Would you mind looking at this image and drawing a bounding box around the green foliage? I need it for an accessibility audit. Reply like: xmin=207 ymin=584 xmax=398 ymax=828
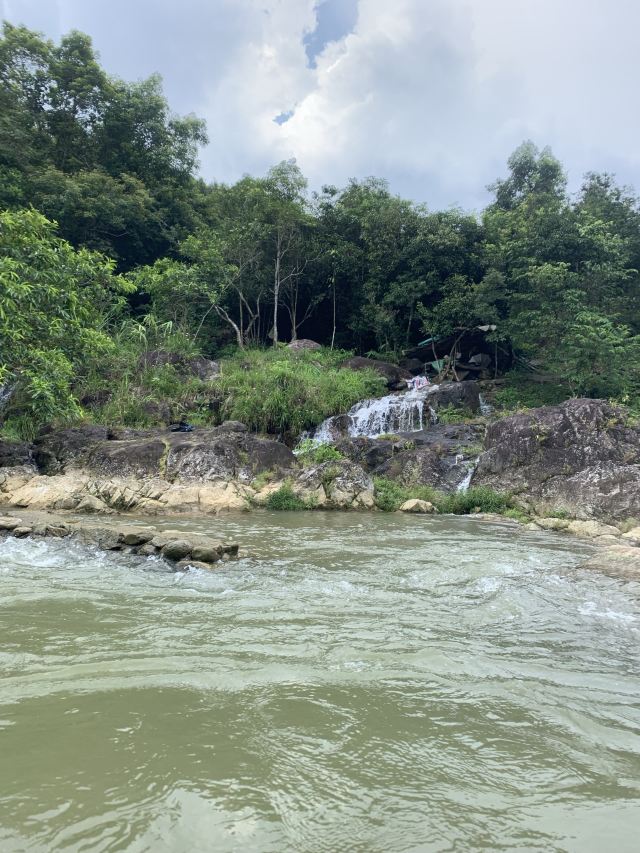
xmin=494 ymin=373 xmax=572 ymax=412
xmin=435 ymin=405 xmax=475 ymax=424
xmin=0 ymin=208 xmax=129 ymax=436
xmin=373 ymin=477 xmax=437 ymax=512
xmin=373 ymin=476 xmax=510 ymax=515
xmin=264 ymin=483 xmax=310 ymax=511
xmin=436 ymin=487 xmax=511 ymax=515
xmin=295 ymin=438 xmax=345 ymax=464
xmin=217 ymin=348 xmax=384 ymax=436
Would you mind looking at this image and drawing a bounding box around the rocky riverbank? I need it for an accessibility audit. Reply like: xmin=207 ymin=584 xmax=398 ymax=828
xmin=1 ymin=389 xmax=639 ymax=574
xmin=0 ymin=510 xmax=239 ymax=571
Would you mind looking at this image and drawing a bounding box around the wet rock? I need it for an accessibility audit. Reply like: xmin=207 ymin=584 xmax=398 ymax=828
xmin=120 ymin=528 xmax=155 ymax=546
xmin=12 ymin=526 xmax=32 ymax=537
xmin=399 ymin=499 xmax=435 ymax=513
xmin=341 ymin=356 xmax=412 ymax=391
xmin=579 ymin=545 xmax=640 ymax=578
xmin=161 ymin=539 xmax=193 ymax=561
xmin=622 ymin=526 xmax=640 ymax=544
xmin=474 ymin=398 xmax=640 ymax=521
xmin=0 ymin=515 xmax=21 ymax=530
xmin=175 ymin=558 xmax=217 ymax=571
xmin=191 ymin=544 xmax=222 ymax=563
xmin=46 ymin=524 xmax=70 ymax=538
xmin=137 ymin=542 xmax=159 ymax=557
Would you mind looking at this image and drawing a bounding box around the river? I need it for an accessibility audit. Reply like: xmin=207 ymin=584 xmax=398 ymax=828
xmin=1 ymin=512 xmax=639 ymax=852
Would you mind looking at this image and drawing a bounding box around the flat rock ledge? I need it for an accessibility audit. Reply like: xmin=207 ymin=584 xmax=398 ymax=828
xmin=0 ymin=511 xmax=239 ymax=571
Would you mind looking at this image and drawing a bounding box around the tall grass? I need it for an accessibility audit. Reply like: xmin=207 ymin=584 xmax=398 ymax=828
xmin=217 ymin=347 xmax=384 ymax=436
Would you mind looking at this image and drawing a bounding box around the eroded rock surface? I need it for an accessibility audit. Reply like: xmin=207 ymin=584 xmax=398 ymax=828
xmin=473 ymin=398 xmax=640 ymax=521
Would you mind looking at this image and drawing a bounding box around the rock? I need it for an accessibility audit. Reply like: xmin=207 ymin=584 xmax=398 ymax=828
xmin=12 ymin=526 xmax=32 ymax=537
xmin=175 ymin=559 xmax=217 ymax=571
xmin=0 ymin=440 xmax=33 ymax=468
xmin=400 ymin=358 xmax=425 ymax=375
xmin=80 ymin=526 xmax=122 ymax=550
xmin=579 ymin=545 xmax=640 ymax=578
xmin=161 ymin=539 xmax=193 ymax=561
xmin=76 ymin=495 xmax=111 ymax=514
xmin=138 ymin=350 xmax=220 ymax=382
xmin=566 ymin=520 xmax=620 ymax=539
xmin=287 ymin=339 xmax=322 ymax=351
xmin=86 ymin=438 xmax=168 ymax=479
xmin=428 ymin=381 xmax=481 ymax=415
xmin=213 ymin=421 xmax=248 ymax=434
xmin=120 ymin=528 xmax=155 ymax=546
xmin=474 ymin=399 xmax=640 ymax=522
xmin=46 ymin=524 xmax=69 ymax=538
xmin=34 ymin=425 xmax=109 ymax=473
xmin=295 ymin=459 xmax=375 ymax=509
xmin=0 ymin=516 xmax=21 ymax=530
xmin=341 ymin=356 xmax=412 ymax=391
xmin=535 ymin=517 xmax=570 ymax=531
xmin=191 ymin=544 xmax=222 ymax=563
xmin=188 ymin=357 xmax=220 ymax=381
xmin=399 ymin=499 xmax=435 ymax=513
xmin=622 ymin=526 xmax=640 ymax=543
xmin=137 ymin=542 xmax=159 ymax=557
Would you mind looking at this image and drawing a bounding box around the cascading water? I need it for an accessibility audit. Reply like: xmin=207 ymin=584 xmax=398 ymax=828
xmin=313 ymin=384 xmax=440 ymax=441
xmin=479 ymin=393 xmax=494 ymax=416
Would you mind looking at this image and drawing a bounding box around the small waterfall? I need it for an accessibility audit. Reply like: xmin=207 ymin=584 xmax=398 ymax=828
xmin=456 ymin=457 xmax=479 ymax=492
xmin=479 ymin=394 xmax=494 ymax=416
xmin=314 ymin=384 xmax=440 ymax=441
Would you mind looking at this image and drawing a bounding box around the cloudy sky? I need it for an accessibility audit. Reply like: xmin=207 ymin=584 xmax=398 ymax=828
xmin=2 ymin=0 xmax=639 ymax=210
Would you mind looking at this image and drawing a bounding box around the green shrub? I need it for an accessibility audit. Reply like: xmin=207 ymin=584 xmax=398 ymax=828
xmin=265 ymin=483 xmax=310 ymax=511
xmin=494 ymin=372 xmax=571 ymax=412
xmin=436 ymin=405 xmax=475 ymax=424
xmin=295 ymin=438 xmax=345 ymax=464
xmin=373 ymin=477 xmax=511 ymax=515
xmin=217 ymin=347 xmax=384 ymax=436
xmin=436 ymin=487 xmax=510 ymax=515
xmin=373 ymin=477 xmax=437 ymax=512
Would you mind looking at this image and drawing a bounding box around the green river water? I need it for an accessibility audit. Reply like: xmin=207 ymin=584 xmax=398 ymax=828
xmin=0 ymin=512 xmax=639 ymax=852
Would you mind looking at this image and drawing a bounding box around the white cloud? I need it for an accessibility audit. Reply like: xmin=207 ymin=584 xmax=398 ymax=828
xmin=3 ymin=0 xmax=640 ymax=207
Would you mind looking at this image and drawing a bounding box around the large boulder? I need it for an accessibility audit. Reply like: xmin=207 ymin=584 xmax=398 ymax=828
xmin=341 ymin=356 xmax=412 ymax=390
xmin=473 ymin=398 xmax=640 ymax=521
xmin=34 ymin=425 xmax=109 ymax=473
xmin=428 ymin=381 xmax=481 ymax=414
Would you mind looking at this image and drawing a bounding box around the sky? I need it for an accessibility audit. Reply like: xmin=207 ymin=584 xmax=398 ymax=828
xmin=2 ymin=0 xmax=640 ymax=211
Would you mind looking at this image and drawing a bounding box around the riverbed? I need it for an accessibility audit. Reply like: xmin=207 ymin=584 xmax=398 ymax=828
xmin=1 ymin=512 xmax=639 ymax=851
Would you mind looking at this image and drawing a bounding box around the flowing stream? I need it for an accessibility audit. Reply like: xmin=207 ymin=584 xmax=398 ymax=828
xmin=1 ymin=513 xmax=640 ymax=852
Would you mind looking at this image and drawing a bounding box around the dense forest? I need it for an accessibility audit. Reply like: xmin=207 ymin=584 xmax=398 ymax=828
xmin=2 ymin=23 xmax=640 ymax=440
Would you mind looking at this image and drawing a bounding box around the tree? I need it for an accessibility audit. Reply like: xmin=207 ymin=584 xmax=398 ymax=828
xmin=0 ymin=209 xmax=131 ymax=436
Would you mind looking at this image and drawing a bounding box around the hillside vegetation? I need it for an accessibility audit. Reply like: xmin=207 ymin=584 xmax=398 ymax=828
xmin=2 ymin=22 xmax=640 ymax=440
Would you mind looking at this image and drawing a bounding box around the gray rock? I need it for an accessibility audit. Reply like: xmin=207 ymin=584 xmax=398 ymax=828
xmin=341 ymin=356 xmax=412 ymax=391
xmin=191 ymin=544 xmax=221 ymax=563
xmin=120 ymin=528 xmax=155 ymax=546
xmin=0 ymin=516 xmax=21 ymax=530
xmin=12 ymin=526 xmax=32 ymax=537
xmin=474 ymin=398 xmax=640 ymax=521
xmin=161 ymin=539 xmax=193 ymax=561
xmin=287 ymin=339 xmax=322 ymax=351
xmin=175 ymin=559 xmax=217 ymax=571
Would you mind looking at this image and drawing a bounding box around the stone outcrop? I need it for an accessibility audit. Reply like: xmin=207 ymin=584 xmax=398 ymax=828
xmin=0 ymin=511 xmax=238 ymax=570
xmin=341 ymin=356 xmax=412 ymax=390
xmin=473 ymin=398 xmax=640 ymax=522
xmin=0 ymin=423 xmax=297 ymax=516
xmin=334 ymin=422 xmax=483 ymax=491
xmin=291 ymin=459 xmax=375 ymax=509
